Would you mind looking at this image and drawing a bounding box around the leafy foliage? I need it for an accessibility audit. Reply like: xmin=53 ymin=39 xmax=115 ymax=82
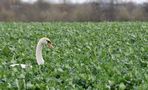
xmin=0 ymin=22 xmax=148 ymax=89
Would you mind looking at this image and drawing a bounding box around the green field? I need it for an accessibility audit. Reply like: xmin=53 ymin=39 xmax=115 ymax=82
xmin=0 ymin=22 xmax=148 ymax=89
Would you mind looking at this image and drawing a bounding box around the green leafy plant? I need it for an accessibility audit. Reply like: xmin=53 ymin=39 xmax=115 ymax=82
xmin=0 ymin=22 xmax=148 ymax=89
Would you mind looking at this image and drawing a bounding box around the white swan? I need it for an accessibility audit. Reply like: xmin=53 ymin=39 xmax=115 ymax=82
xmin=10 ymin=37 xmax=53 ymax=68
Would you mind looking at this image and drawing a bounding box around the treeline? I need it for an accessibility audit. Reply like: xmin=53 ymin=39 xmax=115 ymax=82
xmin=0 ymin=0 xmax=148 ymax=21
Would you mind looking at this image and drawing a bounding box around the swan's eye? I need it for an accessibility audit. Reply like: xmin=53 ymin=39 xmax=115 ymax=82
xmin=47 ymin=40 xmax=51 ymax=44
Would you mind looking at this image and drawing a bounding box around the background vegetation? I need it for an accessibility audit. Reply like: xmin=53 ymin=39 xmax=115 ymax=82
xmin=0 ymin=0 xmax=148 ymax=21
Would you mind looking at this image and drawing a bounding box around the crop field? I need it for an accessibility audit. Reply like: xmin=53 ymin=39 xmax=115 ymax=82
xmin=0 ymin=22 xmax=148 ymax=89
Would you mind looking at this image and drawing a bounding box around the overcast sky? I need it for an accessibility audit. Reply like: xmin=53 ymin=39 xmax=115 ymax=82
xmin=21 ymin=0 xmax=148 ymax=4
xmin=126 ymin=0 xmax=148 ymax=3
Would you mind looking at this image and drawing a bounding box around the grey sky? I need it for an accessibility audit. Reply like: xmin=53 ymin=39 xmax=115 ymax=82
xmin=21 ymin=0 xmax=148 ymax=4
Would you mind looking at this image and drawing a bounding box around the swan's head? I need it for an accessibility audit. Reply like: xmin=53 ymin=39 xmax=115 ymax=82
xmin=39 ymin=37 xmax=53 ymax=48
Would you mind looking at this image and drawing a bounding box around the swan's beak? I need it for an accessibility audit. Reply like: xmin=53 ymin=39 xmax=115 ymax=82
xmin=48 ymin=43 xmax=53 ymax=48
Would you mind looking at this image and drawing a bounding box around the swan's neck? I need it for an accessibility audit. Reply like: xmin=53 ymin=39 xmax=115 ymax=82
xmin=36 ymin=42 xmax=44 ymax=65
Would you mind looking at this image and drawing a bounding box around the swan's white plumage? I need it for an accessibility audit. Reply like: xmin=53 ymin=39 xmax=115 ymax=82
xmin=36 ymin=38 xmax=47 ymax=65
xmin=10 ymin=37 xmax=53 ymax=68
xmin=10 ymin=64 xmax=32 ymax=68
